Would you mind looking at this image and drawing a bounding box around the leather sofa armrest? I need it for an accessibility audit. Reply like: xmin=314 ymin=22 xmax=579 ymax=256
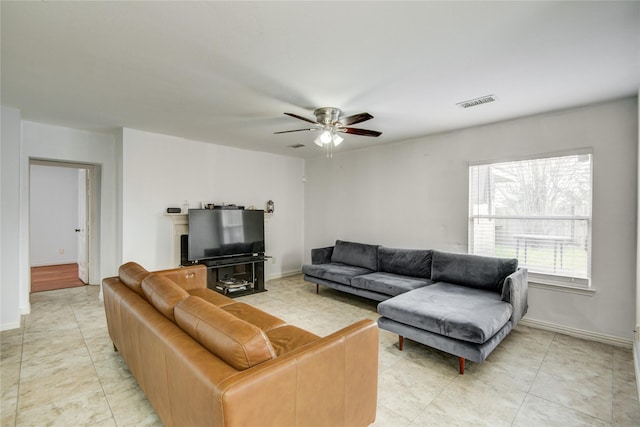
xmin=501 ymin=268 xmax=528 ymax=326
xmin=215 ymin=319 xmax=378 ymax=427
xmin=154 ymin=264 xmax=208 ymax=291
xmin=311 ymin=246 xmax=334 ymax=264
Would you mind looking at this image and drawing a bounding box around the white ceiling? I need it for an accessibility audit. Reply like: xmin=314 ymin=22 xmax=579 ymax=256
xmin=2 ymin=1 xmax=639 ymax=159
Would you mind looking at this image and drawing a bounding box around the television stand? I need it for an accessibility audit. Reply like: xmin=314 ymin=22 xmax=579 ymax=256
xmin=191 ymin=256 xmax=266 ymax=297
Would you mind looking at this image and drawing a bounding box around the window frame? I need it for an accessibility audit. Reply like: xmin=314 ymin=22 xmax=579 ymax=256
xmin=468 ymin=149 xmax=593 ymax=289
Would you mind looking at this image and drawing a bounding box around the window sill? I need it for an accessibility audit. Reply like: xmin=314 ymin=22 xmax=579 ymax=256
xmin=528 ymin=280 xmax=596 ymax=296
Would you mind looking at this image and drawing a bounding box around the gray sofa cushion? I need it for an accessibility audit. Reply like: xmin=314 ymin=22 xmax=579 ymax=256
xmin=431 ymin=251 xmax=518 ymax=293
xmin=331 ymin=240 xmax=379 ymax=271
xmin=379 ymin=247 xmax=432 ymax=279
xmin=351 ymin=272 xmax=433 ymax=297
xmin=377 ymin=283 xmax=513 ymax=344
xmin=301 ymin=263 xmax=373 ymax=286
xmin=311 ymin=246 xmax=334 ymax=264
xmin=378 ymin=316 xmax=513 ymax=364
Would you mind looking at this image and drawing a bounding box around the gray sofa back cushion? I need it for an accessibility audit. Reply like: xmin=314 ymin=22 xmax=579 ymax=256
xmin=379 ymin=247 xmax=432 ymax=279
xmin=431 ymin=251 xmax=518 ymax=293
xmin=331 ymin=240 xmax=379 ymax=271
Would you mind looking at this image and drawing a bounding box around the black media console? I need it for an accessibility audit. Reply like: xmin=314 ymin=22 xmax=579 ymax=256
xmin=180 ymin=235 xmax=265 ymax=297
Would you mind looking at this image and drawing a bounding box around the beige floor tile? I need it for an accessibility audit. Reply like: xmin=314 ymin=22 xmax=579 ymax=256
xmin=6 ymin=274 xmax=640 ymax=426
xmin=102 ymin=379 xmax=161 ymax=426
xmin=20 ymin=339 xmax=91 ymax=375
xmin=377 ymin=354 xmax=456 ymax=421
xmin=529 ymin=368 xmax=613 ymax=422
xmin=613 ymin=367 xmax=640 ymax=426
xmin=17 ymin=363 xmax=102 ymax=411
xmin=371 ymin=404 xmax=413 ymax=427
xmin=15 ymin=388 xmax=114 ymax=427
xmin=411 ymin=374 xmax=526 ymax=427
xmin=513 ymin=394 xmax=610 ymax=426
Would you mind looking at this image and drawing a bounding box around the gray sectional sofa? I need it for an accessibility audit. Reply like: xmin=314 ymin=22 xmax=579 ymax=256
xmin=302 ymin=240 xmax=528 ymax=373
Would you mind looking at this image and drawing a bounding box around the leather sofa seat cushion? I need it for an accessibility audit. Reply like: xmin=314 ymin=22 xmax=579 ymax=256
xmin=175 ymin=296 xmax=276 ymax=371
xmin=141 ymin=274 xmax=189 ymax=322
xmin=379 ymin=247 xmax=432 ymax=279
xmin=119 ymin=262 xmax=151 ymax=297
xmin=187 ymin=288 xmax=235 ymax=307
xmin=266 ymin=325 xmax=320 ymax=356
xmin=221 ymin=302 xmax=287 ymax=333
xmin=302 ymin=263 xmax=372 ymax=286
xmin=431 ymin=250 xmax=518 ymax=292
xmin=331 ymin=240 xmax=380 ymax=271
xmin=351 ymin=272 xmax=433 ymax=297
xmin=377 ymin=283 xmax=513 ymax=344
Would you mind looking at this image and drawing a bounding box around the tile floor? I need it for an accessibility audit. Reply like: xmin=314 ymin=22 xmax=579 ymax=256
xmin=1 ymin=274 xmax=639 ymax=426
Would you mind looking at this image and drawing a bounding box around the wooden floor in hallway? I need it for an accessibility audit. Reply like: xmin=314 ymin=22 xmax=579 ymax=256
xmin=30 ymin=263 xmax=85 ymax=293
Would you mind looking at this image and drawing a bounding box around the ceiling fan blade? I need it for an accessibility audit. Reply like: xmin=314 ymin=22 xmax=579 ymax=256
xmin=338 ymin=112 xmax=373 ymax=126
xmin=273 ymin=128 xmax=316 ymax=134
xmin=339 ymin=127 xmax=382 ymax=137
xmin=284 ymin=112 xmax=318 ymax=124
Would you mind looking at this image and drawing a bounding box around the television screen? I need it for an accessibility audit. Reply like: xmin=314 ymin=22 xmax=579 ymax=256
xmin=187 ymin=209 xmax=265 ymax=261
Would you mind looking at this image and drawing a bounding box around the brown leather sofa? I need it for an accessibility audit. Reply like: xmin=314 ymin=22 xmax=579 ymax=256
xmin=102 ymin=262 xmax=379 ymax=427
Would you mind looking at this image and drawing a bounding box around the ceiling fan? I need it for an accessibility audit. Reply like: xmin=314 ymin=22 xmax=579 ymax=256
xmin=274 ymin=107 xmax=382 ymax=147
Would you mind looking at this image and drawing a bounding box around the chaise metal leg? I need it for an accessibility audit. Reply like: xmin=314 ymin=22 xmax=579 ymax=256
xmin=316 ymin=284 xmax=319 ymax=294
xmin=398 ymin=335 xmax=404 ymax=351
xmin=459 ymin=357 xmax=465 ymax=375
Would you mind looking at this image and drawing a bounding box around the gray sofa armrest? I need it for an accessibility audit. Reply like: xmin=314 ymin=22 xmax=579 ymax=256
xmin=501 ymin=268 xmax=528 ymax=326
xmin=311 ymin=246 xmax=334 ymax=264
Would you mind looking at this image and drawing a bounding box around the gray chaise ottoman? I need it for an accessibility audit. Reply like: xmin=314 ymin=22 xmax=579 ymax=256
xmin=377 ymin=250 xmax=528 ymax=374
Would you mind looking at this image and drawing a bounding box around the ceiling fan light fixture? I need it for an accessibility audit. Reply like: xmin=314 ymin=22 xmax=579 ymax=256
xmin=276 ymin=107 xmax=381 ymax=152
xmin=319 ymin=129 xmax=332 ymax=144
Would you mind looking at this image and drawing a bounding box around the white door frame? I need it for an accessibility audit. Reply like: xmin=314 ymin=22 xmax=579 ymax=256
xmin=29 ymin=159 xmax=99 ymax=285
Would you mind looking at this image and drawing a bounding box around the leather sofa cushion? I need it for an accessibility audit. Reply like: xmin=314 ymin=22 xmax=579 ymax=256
xmin=187 ymin=288 xmax=235 ymax=307
xmin=351 ymin=272 xmax=433 ymax=297
xmin=379 ymin=247 xmax=432 ymax=279
xmin=431 ymin=250 xmax=518 ymax=292
xmin=221 ymin=302 xmax=287 ymax=333
xmin=265 ymin=325 xmax=320 ymax=356
xmin=377 ymin=283 xmax=513 ymax=344
xmin=175 ymin=296 xmax=276 ymax=371
xmin=141 ymin=274 xmax=189 ymax=322
xmin=119 ymin=262 xmax=151 ymax=297
xmin=331 ymin=240 xmax=379 ymax=271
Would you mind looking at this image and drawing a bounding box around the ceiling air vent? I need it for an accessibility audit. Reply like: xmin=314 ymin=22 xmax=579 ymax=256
xmin=456 ymin=94 xmax=497 ymax=109
xmin=288 ymin=144 xmax=305 ymax=149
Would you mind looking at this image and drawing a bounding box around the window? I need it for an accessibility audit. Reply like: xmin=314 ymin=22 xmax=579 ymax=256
xmin=469 ymin=151 xmax=592 ymax=287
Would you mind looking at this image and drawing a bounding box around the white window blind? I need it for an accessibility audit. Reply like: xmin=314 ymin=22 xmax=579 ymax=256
xmin=469 ymin=152 xmax=592 ymax=285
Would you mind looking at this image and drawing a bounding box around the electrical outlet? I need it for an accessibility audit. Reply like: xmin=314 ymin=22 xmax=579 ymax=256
xmin=59 ymin=249 xmax=64 ymax=255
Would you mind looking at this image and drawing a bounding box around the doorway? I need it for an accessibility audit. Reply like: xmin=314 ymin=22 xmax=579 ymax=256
xmin=29 ymin=160 xmax=93 ymax=292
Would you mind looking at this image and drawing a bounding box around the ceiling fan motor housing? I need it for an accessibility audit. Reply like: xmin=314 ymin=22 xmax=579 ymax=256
xmin=314 ymin=107 xmax=341 ymax=125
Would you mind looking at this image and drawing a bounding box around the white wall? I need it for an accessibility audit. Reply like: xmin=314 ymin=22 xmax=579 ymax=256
xmin=305 ymin=97 xmax=638 ymax=341
xmin=21 ymin=122 xmax=119 ymax=290
xmin=121 ymin=128 xmax=304 ymax=278
xmin=635 ymin=91 xmax=640 ymax=385
xmin=1 ymin=106 xmax=23 ymax=330
xmin=29 ymin=165 xmax=79 ymax=266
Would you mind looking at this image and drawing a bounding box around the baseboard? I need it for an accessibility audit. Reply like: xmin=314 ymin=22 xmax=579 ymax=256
xmin=519 ymin=317 xmax=632 ymax=348
xmin=634 ymin=327 xmax=640 ymax=401
xmin=0 ymin=319 xmax=21 ymax=331
xmin=20 ymin=303 xmax=30 ymax=315
xmin=266 ymin=269 xmax=302 ymax=281
xmin=30 ymin=261 xmax=78 ymax=267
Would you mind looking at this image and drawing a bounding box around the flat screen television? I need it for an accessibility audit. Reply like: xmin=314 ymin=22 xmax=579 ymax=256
xmin=187 ymin=209 xmax=265 ymax=262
